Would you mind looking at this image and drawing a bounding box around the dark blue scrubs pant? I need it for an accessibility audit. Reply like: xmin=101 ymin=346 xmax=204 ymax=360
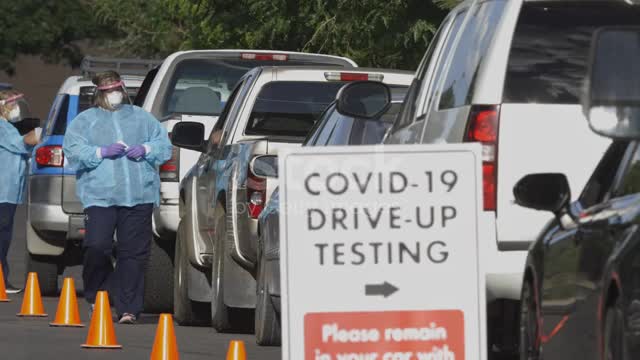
xmin=83 ymin=204 xmax=153 ymax=317
xmin=0 ymin=203 xmax=17 ymax=283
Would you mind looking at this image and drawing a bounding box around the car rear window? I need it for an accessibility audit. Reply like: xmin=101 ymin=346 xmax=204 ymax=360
xmin=158 ymin=59 xmax=313 ymax=119
xmin=245 ymin=81 xmax=345 ymax=138
xmin=504 ymin=3 xmax=640 ymax=104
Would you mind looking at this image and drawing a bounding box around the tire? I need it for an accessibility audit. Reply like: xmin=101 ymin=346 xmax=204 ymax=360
xmin=210 ymin=206 xmax=254 ymax=333
xmin=174 ymin=221 xmax=211 ymax=326
xmin=519 ymin=280 xmax=540 ymax=360
xmin=25 ymin=252 xmax=59 ymax=296
xmin=604 ymin=298 xmax=628 ymax=360
xmin=143 ymin=235 xmax=175 ymax=313
xmin=211 ymin=206 xmax=232 ymax=331
xmin=255 ymin=246 xmax=281 ymax=346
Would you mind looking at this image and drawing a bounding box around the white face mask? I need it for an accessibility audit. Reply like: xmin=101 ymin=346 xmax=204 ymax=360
xmin=8 ymin=106 xmax=21 ymax=123
xmin=106 ymin=92 xmax=124 ymax=108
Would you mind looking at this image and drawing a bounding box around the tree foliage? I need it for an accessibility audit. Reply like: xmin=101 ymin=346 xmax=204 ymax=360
xmin=91 ymin=0 xmax=452 ymax=70
xmin=0 ymin=0 xmax=104 ymax=74
xmin=0 ymin=0 xmax=459 ymax=73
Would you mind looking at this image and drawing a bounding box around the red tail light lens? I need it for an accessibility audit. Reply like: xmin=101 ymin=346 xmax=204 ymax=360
xmin=465 ymin=106 xmax=500 ymax=211
xmin=36 ymin=146 xmax=64 ymax=167
xmin=160 ymin=133 xmax=179 ymax=182
xmin=241 ymin=53 xmax=288 ymax=61
xmin=247 ymin=166 xmax=267 ymax=219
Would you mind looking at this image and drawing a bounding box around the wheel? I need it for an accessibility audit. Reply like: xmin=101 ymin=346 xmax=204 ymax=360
xmin=211 ymin=206 xmax=232 ymax=331
xmin=519 ymin=280 xmax=540 ymax=360
xmin=255 ymin=245 xmax=281 ymax=346
xmin=211 ymin=205 xmax=255 ymax=333
xmin=604 ymin=298 xmax=628 ymax=360
xmin=173 ymin=221 xmax=210 ymax=326
xmin=25 ymin=252 xmax=59 ymax=296
xmin=143 ymin=235 xmax=175 ymax=313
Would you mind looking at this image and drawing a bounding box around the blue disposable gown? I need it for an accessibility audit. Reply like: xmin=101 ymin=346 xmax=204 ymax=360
xmin=0 ymin=119 xmax=31 ymax=204
xmin=63 ymin=105 xmax=172 ymax=208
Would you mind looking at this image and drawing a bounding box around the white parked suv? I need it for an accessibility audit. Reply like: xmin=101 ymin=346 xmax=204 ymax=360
xmin=136 ymin=50 xmax=357 ymax=312
xmin=344 ymin=0 xmax=637 ymax=357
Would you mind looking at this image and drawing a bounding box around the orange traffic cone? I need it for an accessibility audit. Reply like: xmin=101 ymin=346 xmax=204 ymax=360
xmin=226 ymin=340 xmax=247 ymax=360
xmin=50 ymin=277 xmax=84 ymax=327
xmin=0 ymin=263 xmax=10 ymax=302
xmin=17 ymin=272 xmax=47 ymax=317
xmin=150 ymin=314 xmax=180 ymax=360
xmin=82 ymin=291 xmax=122 ymax=349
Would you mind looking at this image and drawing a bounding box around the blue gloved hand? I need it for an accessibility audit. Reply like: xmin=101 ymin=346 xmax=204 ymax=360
xmin=100 ymin=143 xmax=127 ymax=159
xmin=126 ymin=145 xmax=147 ymax=160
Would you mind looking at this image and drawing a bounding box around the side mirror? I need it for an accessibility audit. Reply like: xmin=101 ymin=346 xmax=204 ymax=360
xmin=250 ymin=155 xmax=278 ymax=178
xmin=513 ymin=173 xmax=571 ymax=214
xmin=584 ymin=27 xmax=640 ymax=140
xmin=171 ymin=121 xmax=206 ymax=152
xmin=336 ymin=81 xmax=391 ymax=119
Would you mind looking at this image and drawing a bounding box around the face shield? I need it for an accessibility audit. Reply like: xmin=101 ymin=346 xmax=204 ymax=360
xmin=96 ymin=80 xmax=130 ymax=109
xmin=0 ymin=94 xmax=32 ymax=123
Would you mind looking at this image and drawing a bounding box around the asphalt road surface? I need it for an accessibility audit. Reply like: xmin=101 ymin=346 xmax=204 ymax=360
xmin=2 ymin=206 xmax=282 ymax=360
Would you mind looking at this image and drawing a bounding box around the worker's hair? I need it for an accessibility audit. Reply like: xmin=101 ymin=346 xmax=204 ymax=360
xmin=92 ymin=71 xmax=129 ymax=111
xmin=0 ymin=89 xmax=24 ymax=121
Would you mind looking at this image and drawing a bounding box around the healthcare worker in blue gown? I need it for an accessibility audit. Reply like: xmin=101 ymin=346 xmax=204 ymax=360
xmin=0 ymin=90 xmax=39 ymax=294
xmin=63 ymin=71 xmax=172 ymax=324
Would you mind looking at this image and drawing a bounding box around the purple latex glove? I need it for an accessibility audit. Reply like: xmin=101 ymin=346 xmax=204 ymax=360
xmin=100 ymin=143 xmax=126 ymax=159
xmin=125 ymin=145 xmax=147 ymax=159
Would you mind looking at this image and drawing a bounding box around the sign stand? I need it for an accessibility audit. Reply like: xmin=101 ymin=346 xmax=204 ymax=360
xmin=280 ymin=144 xmax=486 ymax=360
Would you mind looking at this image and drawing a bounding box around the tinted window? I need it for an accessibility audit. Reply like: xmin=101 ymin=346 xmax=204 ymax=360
xmin=245 ymin=81 xmax=345 ymax=138
xmin=134 ymin=67 xmax=159 ymax=106
xmin=159 ymin=59 xmax=311 ymax=118
xmin=423 ymin=11 xmax=466 ymax=113
xmin=51 ymin=95 xmax=70 ymax=135
xmin=44 ymin=95 xmax=63 ymax=136
xmin=580 ymin=141 xmax=629 ymax=208
xmin=616 ymin=144 xmax=640 ymax=197
xmin=504 ymin=3 xmax=640 ymax=104
xmin=392 ymin=15 xmax=452 ymax=131
xmin=438 ymin=2 xmax=505 ymax=109
xmin=206 ymin=80 xmax=244 ymax=152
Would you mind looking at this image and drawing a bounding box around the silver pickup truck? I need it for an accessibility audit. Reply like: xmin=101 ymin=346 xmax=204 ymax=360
xmin=170 ymin=67 xmax=398 ymax=330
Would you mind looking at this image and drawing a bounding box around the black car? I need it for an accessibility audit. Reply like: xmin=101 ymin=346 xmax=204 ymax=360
xmin=252 ymin=85 xmax=408 ymax=346
xmin=516 ymin=27 xmax=640 ymax=360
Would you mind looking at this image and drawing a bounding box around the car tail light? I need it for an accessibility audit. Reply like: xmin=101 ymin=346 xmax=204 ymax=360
xmin=241 ymin=53 xmax=288 ymax=61
xmin=160 ymin=133 xmax=180 ymax=182
xmin=247 ymin=164 xmax=267 ymax=219
xmin=35 ymin=146 xmax=64 ymax=167
xmin=465 ymin=105 xmax=500 ymax=211
xmin=324 ymin=72 xmax=385 ymax=82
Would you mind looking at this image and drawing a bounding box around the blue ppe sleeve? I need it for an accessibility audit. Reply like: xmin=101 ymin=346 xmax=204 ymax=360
xmin=0 ymin=120 xmax=29 ymax=155
xmin=63 ymin=113 xmax=103 ymax=171
xmin=138 ymin=109 xmax=172 ymax=167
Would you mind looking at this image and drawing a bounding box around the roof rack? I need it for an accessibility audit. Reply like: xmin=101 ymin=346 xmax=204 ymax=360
xmin=80 ymin=56 xmax=163 ymax=77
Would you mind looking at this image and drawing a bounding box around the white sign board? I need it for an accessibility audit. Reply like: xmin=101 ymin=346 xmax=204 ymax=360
xmin=279 ymin=144 xmax=486 ymax=360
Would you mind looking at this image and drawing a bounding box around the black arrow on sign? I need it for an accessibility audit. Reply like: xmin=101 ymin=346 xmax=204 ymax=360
xmin=365 ymin=282 xmax=399 ymax=298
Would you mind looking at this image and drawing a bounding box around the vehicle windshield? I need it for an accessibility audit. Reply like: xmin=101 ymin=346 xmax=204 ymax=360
xmin=504 ymin=3 xmax=640 ymax=104
xmin=158 ymin=58 xmax=311 ymax=119
xmin=245 ymin=81 xmax=346 ymax=138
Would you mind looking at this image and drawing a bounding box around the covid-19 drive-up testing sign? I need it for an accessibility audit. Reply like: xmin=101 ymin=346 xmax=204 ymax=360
xmin=279 ymin=144 xmax=486 ymax=360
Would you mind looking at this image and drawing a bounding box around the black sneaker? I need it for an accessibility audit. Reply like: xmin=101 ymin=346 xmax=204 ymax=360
xmin=5 ymin=283 xmax=22 ymax=294
xmin=118 ymin=313 xmax=137 ymax=324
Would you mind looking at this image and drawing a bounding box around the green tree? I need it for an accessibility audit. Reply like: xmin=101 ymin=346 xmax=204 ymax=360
xmin=91 ymin=0 xmax=454 ymax=70
xmin=0 ymin=0 xmax=105 ymax=74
